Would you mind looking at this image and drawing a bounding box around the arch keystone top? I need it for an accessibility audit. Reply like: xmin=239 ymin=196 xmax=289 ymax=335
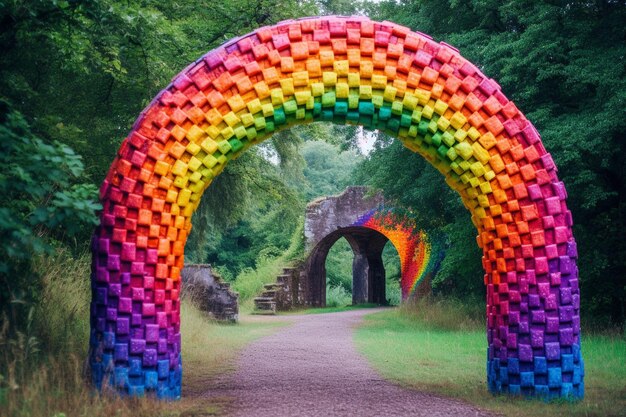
xmin=90 ymin=15 xmax=583 ymax=400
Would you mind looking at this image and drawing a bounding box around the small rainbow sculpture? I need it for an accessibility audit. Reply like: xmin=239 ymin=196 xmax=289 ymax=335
xmin=352 ymin=208 xmax=441 ymax=299
xmin=91 ymin=16 xmax=583 ymax=400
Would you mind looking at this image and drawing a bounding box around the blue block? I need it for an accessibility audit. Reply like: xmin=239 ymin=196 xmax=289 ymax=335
xmin=535 ymin=384 xmax=549 ymax=399
xmin=534 ymin=356 xmax=547 ymax=374
xmin=508 ymin=357 xmax=520 ymax=374
xmin=129 ymin=359 xmax=142 ymax=377
xmin=499 ymin=366 xmax=509 ymax=384
xmin=561 ymin=354 xmax=574 ymax=372
xmin=114 ymin=366 xmax=128 ymax=388
xmin=104 ymin=332 xmax=115 ymax=349
xmin=573 ymin=343 xmax=581 ymax=362
xmin=102 ymin=353 xmax=113 ymax=368
xmin=548 ymin=367 xmax=562 ymax=388
xmin=520 ymin=371 xmax=534 ymax=387
xmin=145 ymin=371 xmax=158 ymax=389
xmin=157 ymin=382 xmax=169 ymax=399
xmin=128 ymin=384 xmax=145 ymax=397
xmin=574 ymin=381 xmax=584 ymax=398
xmin=508 ymin=384 xmax=521 ymax=395
xmin=321 ymin=110 xmax=333 ymax=121
xmin=359 ymin=102 xmax=375 ymax=116
xmin=561 ymin=382 xmax=574 ymax=398
xmin=158 ymin=360 xmax=170 ymax=379
xmin=573 ymin=365 xmax=582 ymax=384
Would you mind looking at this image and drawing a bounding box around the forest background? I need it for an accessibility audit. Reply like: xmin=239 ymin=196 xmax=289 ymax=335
xmin=1 ymin=0 xmax=624 ymax=340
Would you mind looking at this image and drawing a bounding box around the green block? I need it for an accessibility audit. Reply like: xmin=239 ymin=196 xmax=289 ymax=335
xmin=359 ymin=102 xmax=375 ymax=116
xmin=432 ymin=132 xmax=442 ymax=147
xmin=418 ymin=120 xmax=429 ymax=136
xmin=348 ymin=94 xmax=359 ymax=109
xmin=313 ymin=102 xmax=322 ymax=117
xmin=359 ymin=115 xmax=373 ymax=127
xmin=321 ymin=110 xmax=334 ymax=121
xmin=335 ymin=101 xmax=348 ymax=116
xmin=391 ymin=101 xmax=403 ymax=116
xmin=233 ymin=125 xmax=247 ymax=139
xmin=265 ymin=121 xmax=275 ymax=133
xmin=246 ymin=127 xmax=257 ymax=140
xmin=274 ymin=108 xmax=286 ymax=125
xmin=379 ymin=106 xmax=392 ymax=120
xmin=408 ymin=124 xmax=418 ymax=137
xmin=427 ymin=119 xmax=438 ymax=134
xmin=387 ymin=119 xmax=400 ymax=133
xmin=228 ymin=138 xmax=244 ymax=153
xmin=372 ymin=94 xmax=384 ymax=108
xmin=347 ymin=111 xmax=359 ymax=123
xmin=322 ymin=92 xmax=336 ymax=107
xmin=296 ymin=108 xmax=306 ymax=119
xmin=446 ymin=146 xmax=458 ymax=161
xmin=400 ymin=114 xmax=412 ymax=128
xmin=283 ymin=99 xmax=298 ymax=114
xmin=254 ymin=116 xmax=266 ymax=130
xmin=217 ymin=140 xmax=232 ymax=154
xmin=442 ymin=131 xmax=455 ymax=147
xmin=437 ymin=144 xmax=449 ymax=159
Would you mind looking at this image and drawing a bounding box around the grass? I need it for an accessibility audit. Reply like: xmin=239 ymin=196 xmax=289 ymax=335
xmin=354 ymin=299 xmax=626 ymax=417
xmin=0 ymin=249 xmax=286 ymax=417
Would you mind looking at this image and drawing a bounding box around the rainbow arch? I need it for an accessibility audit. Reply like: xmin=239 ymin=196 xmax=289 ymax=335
xmin=91 ymin=16 xmax=583 ymax=400
xmin=352 ymin=208 xmax=441 ymax=299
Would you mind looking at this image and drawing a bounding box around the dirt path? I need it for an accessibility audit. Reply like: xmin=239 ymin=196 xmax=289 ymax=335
xmin=206 ymin=308 xmax=496 ymax=417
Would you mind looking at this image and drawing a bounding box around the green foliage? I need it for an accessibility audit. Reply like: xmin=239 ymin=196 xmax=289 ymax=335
xmin=0 ymin=102 xmax=100 ymax=311
xmin=360 ymin=0 xmax=626 ymax=324
xmin=325 ymin=284 xmax=352 ymax=307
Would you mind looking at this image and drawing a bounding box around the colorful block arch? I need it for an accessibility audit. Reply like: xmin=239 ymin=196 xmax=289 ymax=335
xmin=90 ymin=16 xmax=583 ymax=400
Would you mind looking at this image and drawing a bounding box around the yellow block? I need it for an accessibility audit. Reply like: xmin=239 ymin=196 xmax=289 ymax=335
xmin=371 ymin=74 xmax=387 ymax=89
xmin=177 ymin=189 xmax=192 ymax=206
xmin=280 ymin=78 xmax=295 ymax=96
xmin=311 ymin=82 xmax=325 ymax=97
xmin=450 ymin=112 xmax=467 ymax=130
xmin=434 ymin=99 xmax=448 ymax=115
xmin=186 ymin=142 xmax=201 ymax=155
xmin=271 ymin=89 xmax=284 ymax=106
xmin=262 ymin=103 xmax=274 ymax=116
xmin=200 ymin=138 xmax=218 ymax=154
xmin=227 ymin=95 xmax=246 ymax=112
xmin=336 ymin=83 xmax=349 ymax=98
xmin=154 ymin=160 xmax=170 ymax=176
xmin=293 ymin=71 xmax=309 ymax=87
xmin=402 ymin=93 xmax=418 ymax=110
xmin=348 ymin=73 xmax=360 ymax=88
xmin=247 ymin=98 xmax=262 ymax=114
xmin=334 ymin=60 xmax=349 ymax=76
xmin=383 ymin=85 xmax=397 ymax=102
xmin=359 ymin=85 xmax=372 ymax=99
xmin=241 ymin=113 xmax=254 ymax=127
xmin=188 ymin=156 xmax=202 ymax=172
xmin=472 ymin=142 xmax=490 ymax=164
xmin=295 ymin=90 xmax=311 ymax=105
xmin=171 ymin=160 xmax=188 ymax=177
xmin=223 ymin=112 xmax=239 ymax=127
xmin=323 ymin=71 xmax=337 ymax=86
xmin=186 ymin=125 xmax=206 ymax=143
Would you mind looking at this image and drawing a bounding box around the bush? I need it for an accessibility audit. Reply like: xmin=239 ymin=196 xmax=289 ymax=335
xmin=326 ymin=285 xmax=352 ymax=308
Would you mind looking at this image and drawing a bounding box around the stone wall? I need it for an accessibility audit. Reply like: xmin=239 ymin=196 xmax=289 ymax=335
xmin=181 ymin=264 xmax=239 ymax=322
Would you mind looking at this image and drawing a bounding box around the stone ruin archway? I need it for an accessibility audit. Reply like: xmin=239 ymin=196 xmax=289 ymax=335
xmin=90 ymin=16 xmax=583 ymax=400
xmin=302 ymin=186 xmax=437 ymax=307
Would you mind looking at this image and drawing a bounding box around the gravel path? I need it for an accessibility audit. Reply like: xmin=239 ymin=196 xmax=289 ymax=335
xmin=206 ymin=308 xmax=496 ymax=417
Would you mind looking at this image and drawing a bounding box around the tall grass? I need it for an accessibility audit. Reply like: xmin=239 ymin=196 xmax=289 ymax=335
xmin=355 ymin=299 xmax=626 ymax=417
xmin=325 ymin=285 xmax=352 ymax=307
xmin=0 ymin=249 xmax=284 ymax=417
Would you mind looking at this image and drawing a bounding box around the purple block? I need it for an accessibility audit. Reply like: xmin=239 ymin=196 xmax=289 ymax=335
xmin=531 ymin=310 xmax=546 ymax=324
xmin=107 ymin=255 xmax=121 ymax=271
xmin=132 ymin=313 xmax=142 ymax=326
xmin=146 ymin=324 xmax=159 ymax=342
xmin=566 ymin=240 xmax=578 ymax=258
xmin=507 ymin=333 xmax=518 ymax=348
xmin=97 ymin=238 xmax=110 ymax=253
xmin=552 ymin=181 xmax=568 ymax=200
xmin=546 ymin=316 xmax=560 ymax=333
xmin=158 ymin=338 xmax=168 ymax=354
xmin=121 ymin=272 xmax=131 ymax=285
xmin=509 ymin=311 xmax=520 ymax=325
xmin=116 ymin=317 xmax=130 ymax=334
xmin=559 ymin=306 xmax=574 ymax=322
xmin=529 ymin=294 xmax=540 ymax=308
xmin=559 ymin=328 xmax=574 ymax=346
xmin=560 ymin=288 xmax=572 ymax=305
xmin=143 ymin=349 xmax=157 ymax=367
xmin=538 ymin=282 xmax=550 ymax=298
xmin=573 ymin=293 xmax=580 ymax=308
xmin=573 ymin=316 xmax=581 ymax=334
xmin=119 ymin=297 xmax=132 ymax=313
xmin=545 ymin=196 xmax=562 ymax=215
xmin=519 ymin=344 xmax=533 ymax=362
xmin=130 ymin=338 xmax=146 ymax=354
xmin=550 ymin=272 xmax=561 ymax=286
xmin=96 ymin=288 xmax=108 ymax=305
xmin=106 ymin=307 xmax=118 ymax=321
xmin=109 ymin=283 xmax=122 ymax=297
xmin=96 ymin=267 xmax=110 ymax=283
xmin=114 ymin=343 xmax=129 ymax=361
xmin=531 ymin=329 xmax=544 ymax=348
xmin=560 ymin=256 xmax=574 ymax=275
xmin=545 ymin=342 xmax=561 ymax=360
xmin=545 ymin=294 xmax=557 ymax=310
xmin=519 ymin=319 xmax=530 ymax=334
